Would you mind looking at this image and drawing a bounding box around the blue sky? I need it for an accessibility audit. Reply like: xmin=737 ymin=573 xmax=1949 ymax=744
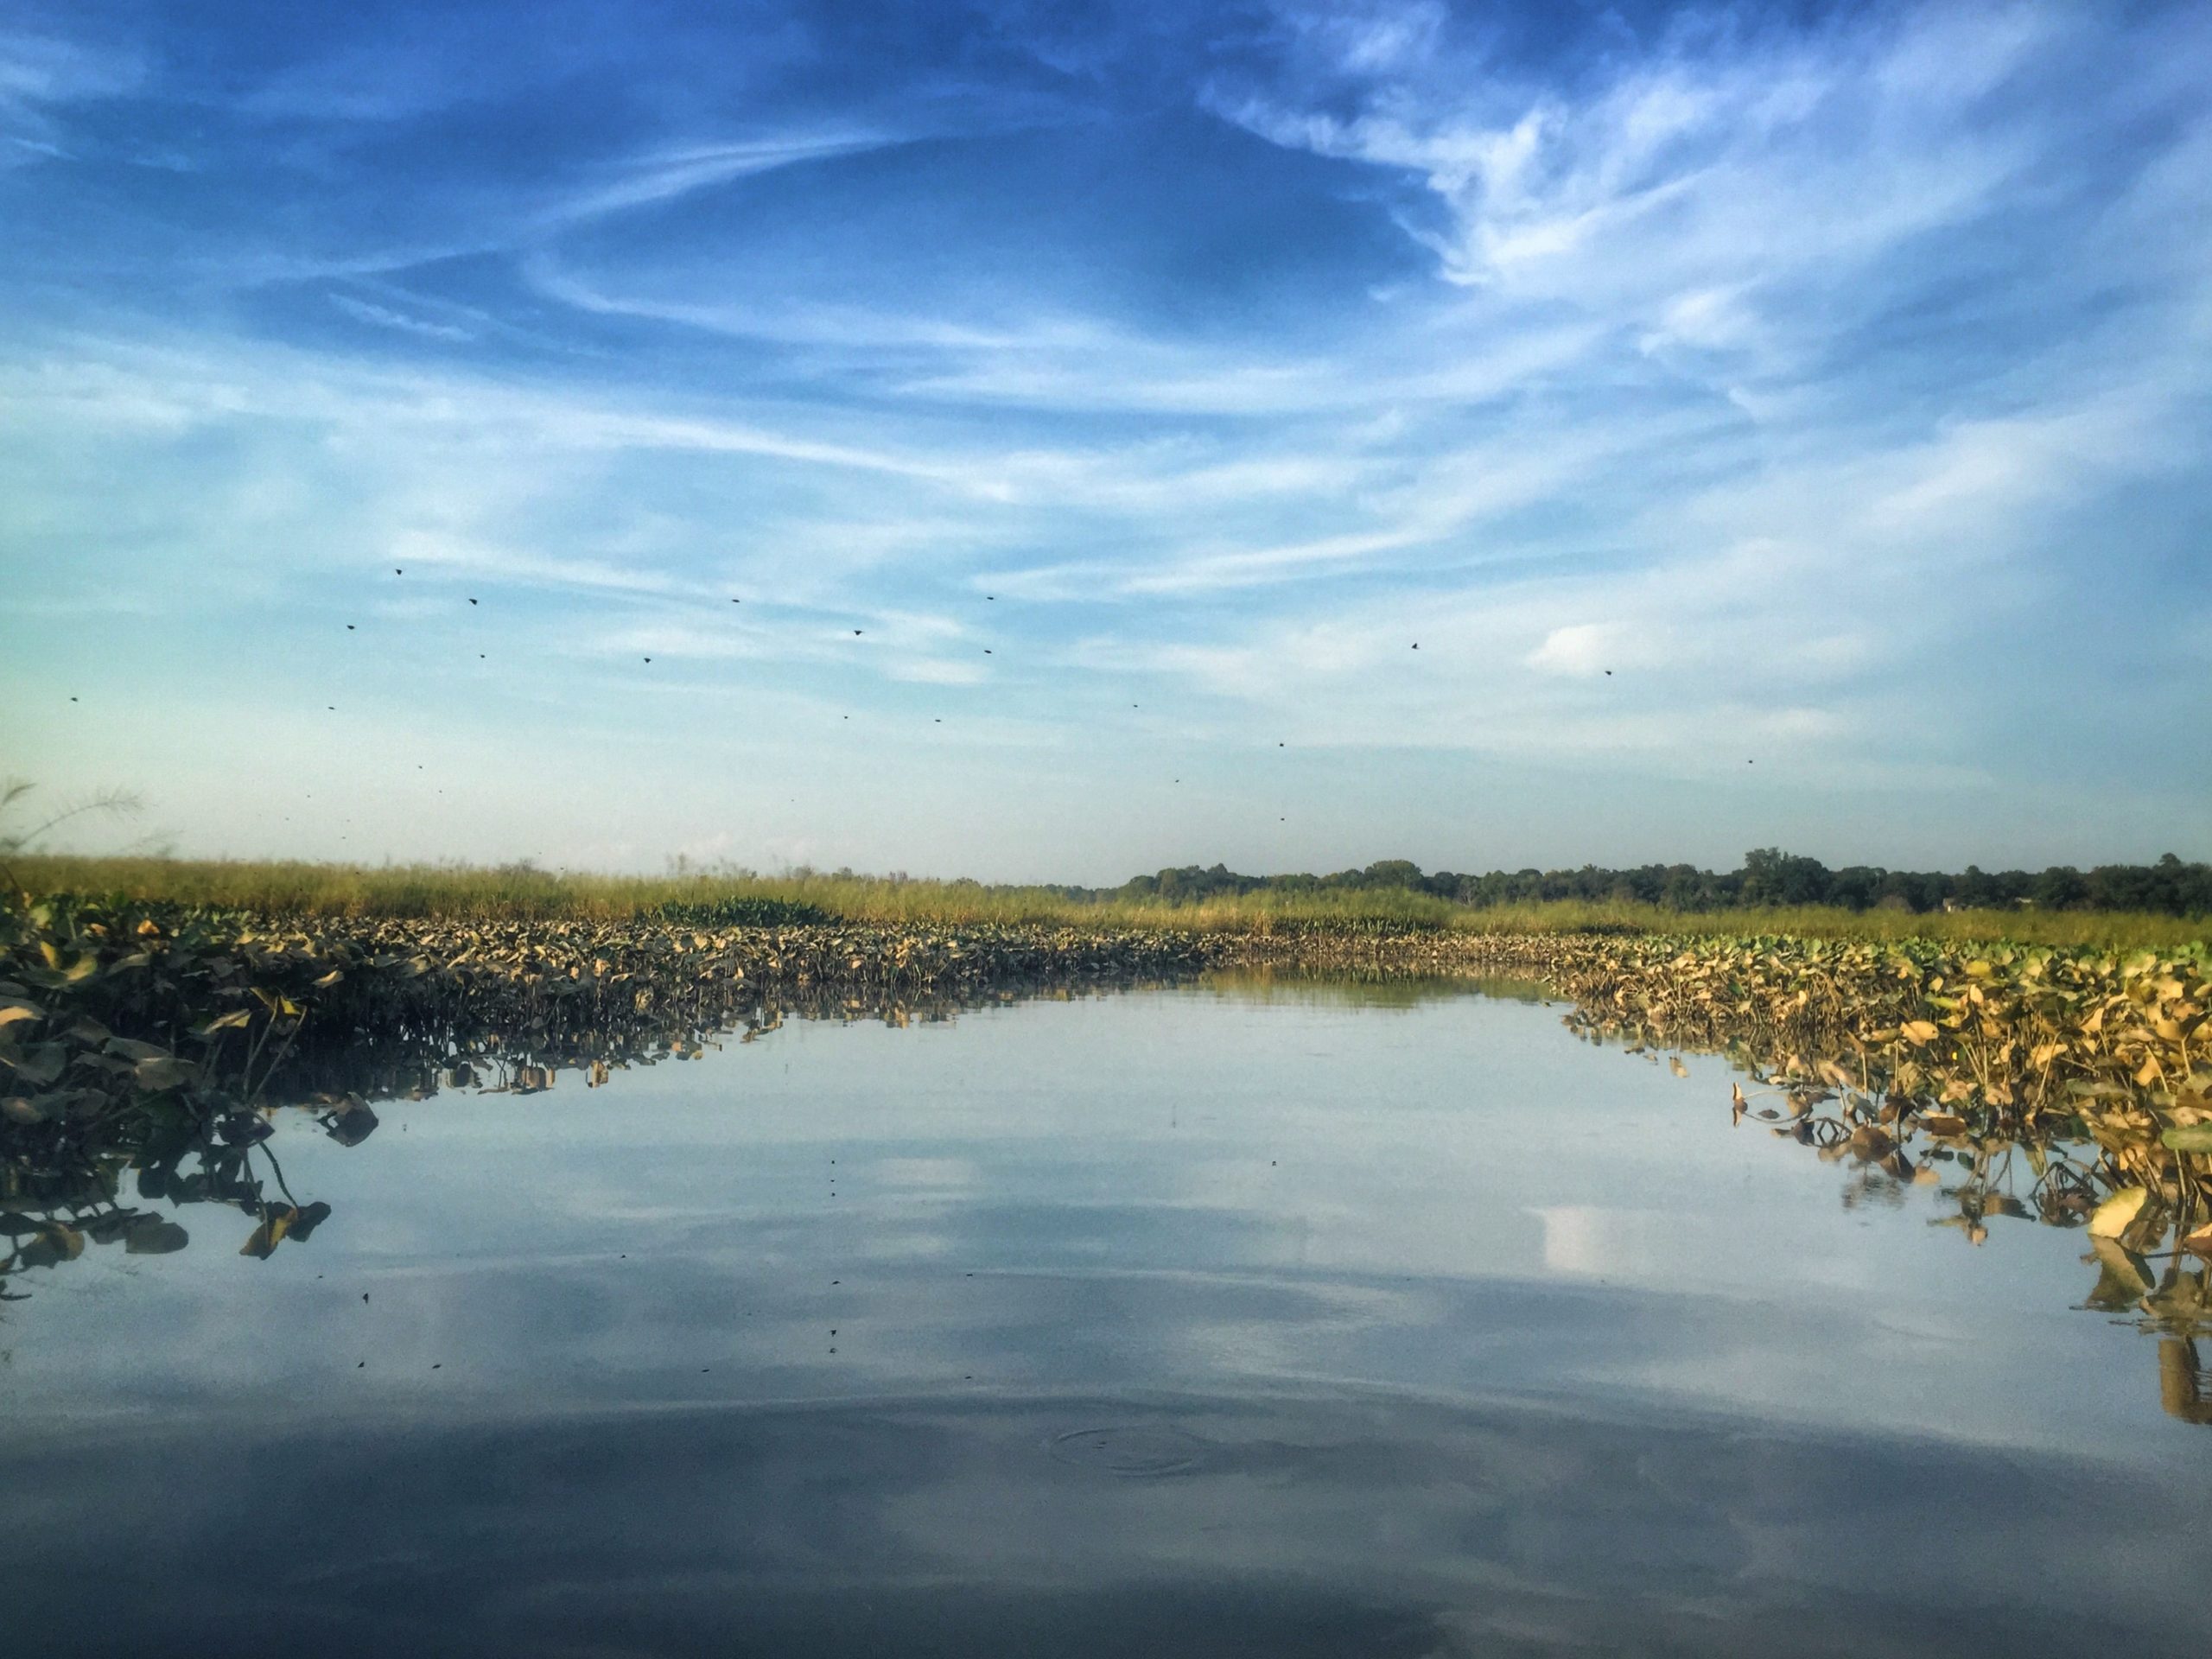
xmin=3 ymin=0 xmax=2207 ymax=880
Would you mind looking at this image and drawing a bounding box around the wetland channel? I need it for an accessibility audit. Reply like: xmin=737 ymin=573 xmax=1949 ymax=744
xmin=3 ymin=972 xmax=2208 ymax=1656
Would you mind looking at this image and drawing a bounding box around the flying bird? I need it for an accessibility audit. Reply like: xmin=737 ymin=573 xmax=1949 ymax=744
xmin=468 ymin=597 xmax=477 ymax=606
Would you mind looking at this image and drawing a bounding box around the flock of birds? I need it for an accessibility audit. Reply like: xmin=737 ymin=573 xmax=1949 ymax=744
xmin=62 ymin=568 xmax=1758 ymax=846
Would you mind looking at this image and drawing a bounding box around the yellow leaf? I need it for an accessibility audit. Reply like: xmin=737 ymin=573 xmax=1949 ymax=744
xmin=239 ymin=1207 xmax=296 ymax=1259
xmin=1901 ymin=1020 xmax=1939 ymax=1044
xmin=2088 ymin=1186 xmax=2149 ymax=1238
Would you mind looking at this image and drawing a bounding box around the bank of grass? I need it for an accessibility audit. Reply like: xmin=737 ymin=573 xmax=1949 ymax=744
xmin=10 ymin=855 xmax=2204 ymax=951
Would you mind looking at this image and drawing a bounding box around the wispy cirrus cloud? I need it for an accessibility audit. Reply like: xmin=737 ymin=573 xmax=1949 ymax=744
xmin=1 ymin=1 xmax=2207 ymax=874
xmin=541 ymin=130 xmax=904 ymax=227
xmin=0 ymin=29 xmax=144 ymax=162
xmin=327 ymin=293 xmax=474 ymax=340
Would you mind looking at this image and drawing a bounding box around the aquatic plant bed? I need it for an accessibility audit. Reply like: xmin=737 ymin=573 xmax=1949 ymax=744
xmin=4 ymin=900 xmax=2206 ymax=1371
xmin=3 ymin=899 xmax=2204 ymax=1134
xmin=1231 ymin=930 xmax=2209 ymax=1133
xmin=1228 ymin=931 xmax=2212 ymax=1284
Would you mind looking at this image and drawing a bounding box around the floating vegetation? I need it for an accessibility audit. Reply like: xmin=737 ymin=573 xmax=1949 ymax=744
xmin=1716 ymin=1040 xmax=2212 ymax=1427
xmin=0 ymin=893 xmax=1212 ymax=1303
xmin=4 ymin=895 xmax=2206 ymax=1381
xmin=1230 ymin=931 xmax=2212 ymax=1421
xmin=0 ymin=967 xmax=1180 ymax=1305
xmin=1236 ymin=929 xmax=2209 ymax=1138
xmin=5 ymin=899 xmax=2203 ymax=1165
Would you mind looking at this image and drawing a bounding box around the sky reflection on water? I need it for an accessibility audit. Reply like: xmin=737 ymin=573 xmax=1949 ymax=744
xmin=3 ymin=980 xmax=2205 ymax=1655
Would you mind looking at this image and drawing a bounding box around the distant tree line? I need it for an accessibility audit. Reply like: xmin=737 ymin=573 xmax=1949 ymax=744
xmin=1116 ymin=849 xmax=2212 ymax=917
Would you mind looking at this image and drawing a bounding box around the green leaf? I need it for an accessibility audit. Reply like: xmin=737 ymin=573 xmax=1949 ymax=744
xmin=124 ymin=1217 xmax=189 ymax=1255
xmin=131 ymin=1055 xmax=197 ymax=1092
xmin=5 ymin=1044 xmax=67 ymax=1086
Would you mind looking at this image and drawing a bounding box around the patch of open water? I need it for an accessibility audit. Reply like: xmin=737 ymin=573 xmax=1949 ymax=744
xmin=3 ymin=979 xmax=2204 ymax=1655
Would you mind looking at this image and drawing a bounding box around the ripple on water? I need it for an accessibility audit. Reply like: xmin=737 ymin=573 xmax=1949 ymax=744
xmin=1048 ymin=1422 xmax=1215 ymax=1476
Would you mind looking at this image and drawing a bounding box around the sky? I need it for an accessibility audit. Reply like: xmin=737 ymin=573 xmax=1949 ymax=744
xmin=2 ymin=0 xmax=2208 ymax=881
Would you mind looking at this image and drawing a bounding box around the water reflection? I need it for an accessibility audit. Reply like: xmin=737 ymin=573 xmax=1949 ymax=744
xmin=6 ymin=969 xmax=2209 ymax=1436
xmin=1700 ymin=1037 xmax=2212 ymax=1427
xmin=4 ymin=1389 xmax=2196 ymax=1656
xmin=0 ymin=978 xmax=1160 ymax=1304
xmin=6 ymin=976 xmax=2210 ymax=1653
xmin=1 ymin=1087 xmax=365 ymax=1294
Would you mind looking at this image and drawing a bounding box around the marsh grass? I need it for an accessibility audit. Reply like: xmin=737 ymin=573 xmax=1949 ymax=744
xmin=14 ymin=855 xmax=2203 ymax=950
xmin=12 ymin=854 xmax=2204 ymax=950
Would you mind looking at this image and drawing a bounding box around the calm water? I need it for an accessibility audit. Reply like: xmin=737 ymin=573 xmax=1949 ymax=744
xmin=5 ymin=978 xmax=2206 ymax=1656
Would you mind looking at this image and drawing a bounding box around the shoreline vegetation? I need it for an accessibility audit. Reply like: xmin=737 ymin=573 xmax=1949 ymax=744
xmin=10 ymin=852 xmax=2209 ymax=950
xmin=3 ymin=860 xmax=2206 ymax=1322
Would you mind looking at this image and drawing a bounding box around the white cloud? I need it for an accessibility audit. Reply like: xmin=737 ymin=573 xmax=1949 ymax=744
xmin=1212 ymin=5 xmax=2060 ymax=379
xmin=3 ymin=4 xmax=2209 ymax=869
xmin=1526 ymin=622 xmax=1628 ymax=678
xmin=328 ymin=294 xmax=474 ymax=341
xmin=0 ymin=30 xmax=144 ymax=164
xmin=543 ymin=130 xmax=899 ymax=226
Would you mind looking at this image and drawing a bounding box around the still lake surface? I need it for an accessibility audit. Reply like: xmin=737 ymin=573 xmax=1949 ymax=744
xmin=5 ymin=976 xmax=2205 ymax=1656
